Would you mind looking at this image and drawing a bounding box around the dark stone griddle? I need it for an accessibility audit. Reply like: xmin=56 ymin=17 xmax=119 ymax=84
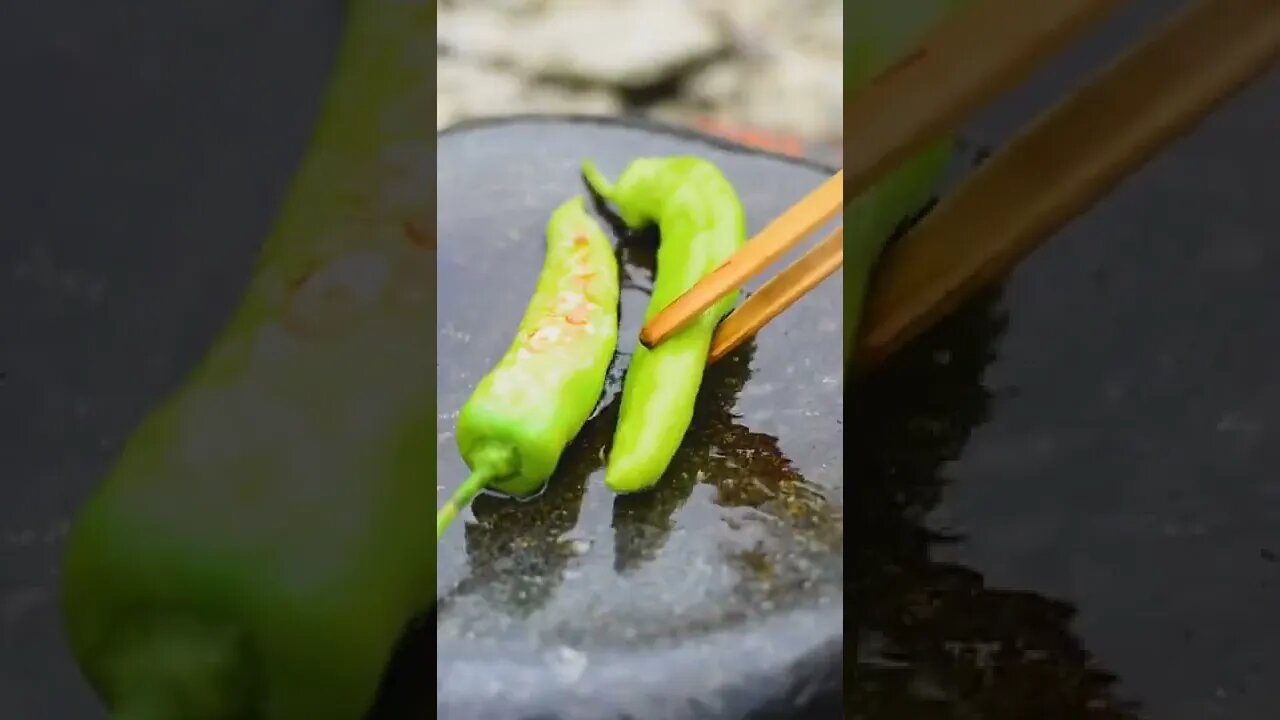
xmin=433 ymin=117 xmax=845 ymax=720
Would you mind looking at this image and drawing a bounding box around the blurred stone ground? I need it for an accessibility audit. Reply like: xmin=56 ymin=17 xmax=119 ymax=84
xmin=437 ymin=0 xmax=843 ymax=156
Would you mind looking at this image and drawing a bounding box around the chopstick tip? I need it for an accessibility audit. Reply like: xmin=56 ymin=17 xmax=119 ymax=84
xmin=637 ymin=326 xmax=660 ymax=350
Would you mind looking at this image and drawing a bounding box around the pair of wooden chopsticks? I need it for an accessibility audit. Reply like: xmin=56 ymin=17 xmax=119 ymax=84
xmin=641 ymin=0 xmax=1280 ymax=367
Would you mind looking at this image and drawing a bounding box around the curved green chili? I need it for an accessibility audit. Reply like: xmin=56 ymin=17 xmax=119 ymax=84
xmin=582 ymin=157 xmax=747 ymax=493
xmin=439 ymin=195 xmax=620 ymax=538
xmin=61 ymin=2 xmax=435 ymax=718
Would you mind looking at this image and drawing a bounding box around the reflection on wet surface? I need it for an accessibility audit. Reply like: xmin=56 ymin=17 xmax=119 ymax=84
xmin=440 ymin=331 xmax=841 ymax=633
xmin=850 ymin=288 xmax=1139 ymax=719
xmin=848 ymin=58 xmax=1280 ymax=719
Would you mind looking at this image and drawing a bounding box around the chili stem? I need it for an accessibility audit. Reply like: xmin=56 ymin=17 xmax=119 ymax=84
xmin=436 ymin=445 xmax=516 ymax=540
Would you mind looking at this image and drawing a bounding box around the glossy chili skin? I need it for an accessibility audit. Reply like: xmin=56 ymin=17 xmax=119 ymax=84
xmin=447 ymin=195 xmax=619 ymax=512
xmin=61 ymin=3 xmax=434 ymax=719
xmin=582 ymin=157 xmax=747 ymax=493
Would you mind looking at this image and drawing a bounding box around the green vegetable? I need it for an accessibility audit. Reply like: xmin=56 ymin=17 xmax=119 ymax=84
xmin=438 ymin=195 xmax=620 ymax=538
xmin=61 ymin=2 xmax=433 ymax=719
xmin=845 ymin=0 xmax=972 ymax=366
xmin=582 ymin=157 xmax=748 ymax=493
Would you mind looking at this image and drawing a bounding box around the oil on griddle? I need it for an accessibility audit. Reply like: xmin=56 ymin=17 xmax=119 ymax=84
xmin=849 ymin=284 xmax=1142 ymax=719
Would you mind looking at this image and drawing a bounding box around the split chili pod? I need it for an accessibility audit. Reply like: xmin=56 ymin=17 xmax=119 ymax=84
xmin=438 ymin=195 xmax=620 ymax=538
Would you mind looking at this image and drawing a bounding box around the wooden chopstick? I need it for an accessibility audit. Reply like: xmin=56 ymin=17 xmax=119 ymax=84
xmin=843 ymin=0 xmax=1128 ymax=204
xmin=643 ymin=0 xmax=1280 ymax=366
xmin=857 ymin=0 xmax=1280 ymax=367
xmin=640 ymin=0 xmax=1123 ymax=355
xmin=637 ymin=170 xmax=843 ymax=349
xmin=708 ymin=226 xmax=843 ymax=364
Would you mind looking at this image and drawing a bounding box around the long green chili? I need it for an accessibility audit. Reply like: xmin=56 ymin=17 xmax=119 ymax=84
xmin=438 ymin=195 xmax=620 ymax=538
xmin=582 ymin=157 xmax=747 ymax=493
xmin=61 ymin=2 xmax=436 ymax=718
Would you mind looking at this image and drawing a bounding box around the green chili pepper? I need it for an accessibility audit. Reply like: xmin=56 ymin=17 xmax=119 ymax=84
xmin=437 ymin=195 xmax=620 ymax=539
xmin=61 ymin=3 xmax=433 ymax=719
xmin=845 ymin=0 xmax=971 ymax=368
xmin=581 ymin=157 xmax=748 ymax=493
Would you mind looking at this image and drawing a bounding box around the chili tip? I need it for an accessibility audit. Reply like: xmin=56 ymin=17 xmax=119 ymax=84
xmin=580 ymin=159 xmax=615 ymax=200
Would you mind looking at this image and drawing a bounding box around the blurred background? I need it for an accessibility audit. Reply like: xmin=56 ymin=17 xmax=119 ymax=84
xmin=437 ymin=0 xmax=843 ymax=160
